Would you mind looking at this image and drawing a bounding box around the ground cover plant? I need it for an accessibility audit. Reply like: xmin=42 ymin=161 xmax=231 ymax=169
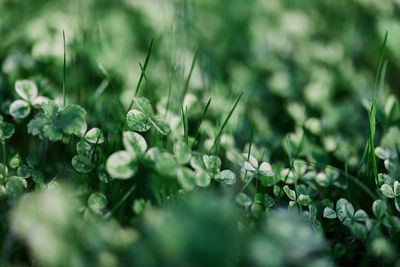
xmin=1 ymin=0 xmax=400 ymax=266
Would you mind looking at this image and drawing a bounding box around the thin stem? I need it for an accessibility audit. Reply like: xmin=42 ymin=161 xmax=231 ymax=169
xmin=62 ymin=30 xmax=67 ymax=108
xmin=1 ymin=141 xmax=6 ymax=166
xmin=104 ymin=184 xmax=137 ymax=219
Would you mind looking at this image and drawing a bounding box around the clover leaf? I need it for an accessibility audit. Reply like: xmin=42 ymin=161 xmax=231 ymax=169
xmin=15 ymin=80 xmax=38 ymax=101
xmin=106 ymin=150 xmax=138 ymax=179
xmin=27 ymin=101 xmax=87 ymax=141
xmin=0 ymin=122 xmax=15 ymax=141
xmin=9 ymin=80 xmax=49 ymax=119
xmin=126 ymin=97 xmax=170 ymax=135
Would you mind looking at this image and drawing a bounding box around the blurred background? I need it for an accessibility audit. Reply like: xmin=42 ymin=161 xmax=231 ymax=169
xmin=1 ymin=0 xmax=399 ymax=158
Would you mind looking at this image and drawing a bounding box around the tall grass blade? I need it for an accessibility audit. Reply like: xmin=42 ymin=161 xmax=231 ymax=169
xmin=128 ymin=38 xmax=154 ymax=110
xmin=192 ymin=98 xmax=211 ymax=146
xmin=180 ymin=48 xmax=198 ymax=105
xmin=210 ymin=91 xmax=244 ymax=154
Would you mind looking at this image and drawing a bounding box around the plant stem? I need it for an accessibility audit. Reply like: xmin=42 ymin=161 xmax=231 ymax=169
xmin=62 ymin=30 xmax=67 ymax=108
xmin=104 ymin=184 xmax=137 ymax=219
xmin=1 ymin=141 xmax=5 ymax=166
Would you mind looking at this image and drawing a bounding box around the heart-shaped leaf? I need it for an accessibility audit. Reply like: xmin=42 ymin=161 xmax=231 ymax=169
xmin=85 ymin=128 xmax=104 ymax=144
xmin=88 ymin=192 xmax=107 ymax=212
xmin=173 ymin=141 xmax=191 ymax=165
xmin=106 ymin=151 xmax=137 ymax=179
xmin=9 ymin=100 xmax=31 ymax=119
xmin=0 ymin=122 xmax=15 ymax=141
xmin=126 ymin=109 xmax=151 ymax=132
xmin=215 ymin=169 xmax=236 ymax=185
xmin=72 ymin=155 xmax=95 ymax=174
xmin=15 ymin=80 xmax=38 ymax=102
xmin=149 ymin=116 xmax=170 ymax=135
xmin=123 ymin=131 xmax=147 ymax=155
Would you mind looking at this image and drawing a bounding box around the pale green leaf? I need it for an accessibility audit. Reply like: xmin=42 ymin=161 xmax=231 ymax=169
xmin=15 ymin=80 xmax=38 ymax=101
xmin=126 ymin=109 xmax=151 ymax=132
xmin=106 ymin=151 xmax=137 ymax=179
xmin=84 ymin=128 xmax=104 ymax=144
xmin=9 ymin=100 xmax=30 ymax=119
xmin=123 ymin=131 xmax=147 ymax=155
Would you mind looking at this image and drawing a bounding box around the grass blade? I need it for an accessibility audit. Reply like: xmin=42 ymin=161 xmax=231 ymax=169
xmin=62 ymin=30 xmax=67 ymax=108
xmin=104 ymin=184 xmax=137 ymax=219
xmin=369 ymin=31 xmax=388 ymax=186
xmin=180 ymin=48 xmax=198 ymax=105
xmin=181 ymin=105 xmax=189 ymax=144
xmin=210 ymin=91 xmax=244 ymax=154
xmin=192 ymin=98 xmax=211 ymax=146
xmin=128 ymin=38 xmax=154 ymax=110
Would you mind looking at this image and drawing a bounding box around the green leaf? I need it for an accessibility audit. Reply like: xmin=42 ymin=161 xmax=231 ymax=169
xmin=395 ymin=198 xmax=400 ymax=213
xmin=26 ymin=155 xmax=39 ymax=169
xmin=384 ymin=95 xmax=399 ymax=122
xmin=375 ymin=147 xmax=390 ymax=160
xmin=0 ymin=163 xmax=8 ymax=181
xmin=173 ymin=141 xmax=192 ymax=165
xmin=323 ymin=207 xmax=337 ymax=219
xmin=15 ymin=80 xmax=38 ymax=101
xmin=336 ymin=198 xmax=354 ymax=226
xmin=132 ymin=97 xmax=153 ymax=115
xmin=283 ymin=185 xmax=296 ymax=201
xmin=380 ymin=184 xmax=395 ymax=198
xmin=6 ymin=176 xmax=27 ymax=198
xmin=88 ymin=192 xmax=107 ymax=212
xmin=123 ymin=131 xmax=147 ymax=155
xmin=132 ymin=199 xmax=151 ymax=215
xmin=354 ymin=209 xmax=368 ymax=222
xmin=215 ymin=169 xmax=236 ymax=185
xmin=351 ymin=223 xmax=367 ymax=240
xmin=265 ymin=194 xmax=275 ymax=208
xmin=9 ymin=100 xmax=31 ymax=119
xmin=17 ymin=165 xmax=32 ymax=179
xmin=0 ymin=122 xmax=15 ymax=141
xmin=32 ymin=170 xmax=45 ymax=183
xmin=394 ymin=181 xmax=400 ymax=196
xmin=106 ymin=151 xmax=137 ymax=179
xmin=177 ymin=167 xmax=196 ymax=191
xmin=149 ymin=116 xmax=170 ymax=135
xmin=76 ymin=139 xmax=92 ymax=157
xmin=9 ymin=153 xmax=22 ymax=169
xmin=259 ymin=162 xmax=274 ymax=177
xmin=203 ymin=155 xmax=221 ymax=175
xmin=84 ymin=128 xmax=104 ymax=144
xmin=235 ymin=192 xmax=252 ymax=207
xmin=72 ymin=155 xmax=95 ymax=174
xmin=126 ymin=109 xmax=151 ymax=132
xmin=28 ymin=101 xmax=86 ymax=141
xmin=297 ymin=194 xmax=311 ymax=206
xmin=372 ymin=199 xmax=387 ymax=219
xmin=195 ymin=169 xmax=211 ymax=187
xmin=190 ymin=153 xmax=206 ymax=170
xmin=155 ymin=152 xmax=178 ymax=177
xmin=316 ymin=172 xmax=330 ymax=187
xmin=32 ymin=96 xmax=49 ymax=109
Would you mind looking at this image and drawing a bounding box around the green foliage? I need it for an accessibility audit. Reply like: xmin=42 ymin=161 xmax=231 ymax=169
xmin=27 ymin=101 xmax=86 ymax=141
xmin=1 ymin=1 xmax=400 ymax=266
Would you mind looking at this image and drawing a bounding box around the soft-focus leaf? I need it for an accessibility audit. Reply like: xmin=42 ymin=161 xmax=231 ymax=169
xmin=9 ymin=100 xmax=30 ymax=119
xmin=123 ymin=131 xmax=147 ymax=155
xmin=106 ymin=151 xmax=137 ymax=179
xmin=215 ymin=170 xmax=236 ymax=185
xmin=15 ymin=80 xmax=38 ymax=101
xmin=84 ymin=128 xmax=104 ymax=144
xmin=372 ymin=199 xmax=387 ymax=219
